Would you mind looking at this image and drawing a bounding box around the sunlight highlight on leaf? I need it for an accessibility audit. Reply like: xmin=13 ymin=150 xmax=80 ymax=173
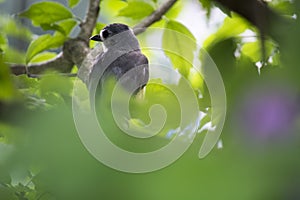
xmin=25 ymin=34 xmax=65 ymax=64
xmin=241 ymin=40 xmax=275 ymax=63
xmin=68 ymin=0 xmax=80 ymax=8
xmin=204 ymin=15 xmax=249 ymax=48
xmin=163 ymin=20 xmax=196 ymax=77
xmin=19 ymin=2 xmax=73 ymax=26
xmin=118 ymin=1 xmax=154 ymax=20
xmin=29 ymin=52 xmax=57 ymax=64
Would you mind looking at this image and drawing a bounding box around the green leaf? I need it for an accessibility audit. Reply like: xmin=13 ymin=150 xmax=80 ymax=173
xmin=0 ymin=33 xmax=7 ymax=47
xmin=0 ymin=123 xmax=17 ymax=144
xmin=199 ymin=0 xmax=211 ymax=10
xmin=29 ymin=52 xmax=57 ymax=64
xmin=165 ymin=1 xmax=183 ymax=19
xmin=41 ymin=92 xmax=65 ymax=106
xmin=270 ymin=0 xmax=295 ymax=16
xmin=38 ymin=73 xmax=73 ymax=106
xmin=19 ymin=2 xmax=73 ymax=26
xmin=203 ymin=38 xmax=237 ymax=83
xmin=25 ymin=19 xmax=77 ymax=63
xmin=68 ymin=0 xmax=80 ymax=8
xmin=188 ymin=68 xmax=204 ymax=90
xmin=2 ymin=47 xmax=26 ymax=64
xmin=40 ymin=23 xmax=66 ymax=35
xmin=204 ymin=15 xmax=249 ymax=48
xmin=58 ymin=19 xmax=77 ymax=35
xmin=241 ymin=40 xmax=274 ymax=63
xmin=214 ymin=3 xmax=231 ymax=17
xmin=25 ymin=19 xmax=76 ymax=64
xmin=118 ymin=1 xmax=154 ymax=19
xmin=199 ymin=0 xmax=212 ymax=17
xmin=39 ymin=73 xmax=73 ymax=96
xmin=25 ymin=34 xmax=65 ymax=63
xmin=0 ymin=58 xmax=16 ymax=101
xmin=39 ymin=18 xmax=77 ymax=36
xmin=102 ymin=0 xmax=127 ymax=17
xmin=0 ymin=16 xmax=32 ymax=40
xmin=162 ymin=20 xmax=196 ymax=77
xmin=12 ymin=74 xmax=38 ymax=89
xmin=41 ymin=24 xmax=65 ymax=35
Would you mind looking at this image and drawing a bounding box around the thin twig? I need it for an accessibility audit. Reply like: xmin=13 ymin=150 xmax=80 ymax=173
xmin=133 ymin=0 xmax=178 ymax=35
xmin=27 ymin=73 xmax=78 ymax=79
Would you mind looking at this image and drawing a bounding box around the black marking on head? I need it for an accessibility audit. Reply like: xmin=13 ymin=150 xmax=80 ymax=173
xmin=101 ymin=29 xmax=110 ymax=39
xmin=102 ymin=23 xmax=130 ymax=38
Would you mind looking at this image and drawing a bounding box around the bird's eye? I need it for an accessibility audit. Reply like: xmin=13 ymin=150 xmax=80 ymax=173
xmin=101 ymin=30 xmax=109 ymax=39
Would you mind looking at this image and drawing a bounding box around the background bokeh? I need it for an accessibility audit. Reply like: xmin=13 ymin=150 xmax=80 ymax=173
xmin=1 ymin=0 xmax=300 ymax=199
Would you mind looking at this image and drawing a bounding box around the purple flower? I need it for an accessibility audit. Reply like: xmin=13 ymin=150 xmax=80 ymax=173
xmin=238 ymin=84 xmax=299 ymax=140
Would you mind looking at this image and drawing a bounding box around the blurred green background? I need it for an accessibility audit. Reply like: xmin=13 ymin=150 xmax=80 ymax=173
xmin=1 ymin=0 xmax=300 ymax=199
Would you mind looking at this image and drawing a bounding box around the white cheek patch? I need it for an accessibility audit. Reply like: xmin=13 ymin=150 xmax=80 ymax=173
xmin=100 ymin=30 xmax=104 ymax=41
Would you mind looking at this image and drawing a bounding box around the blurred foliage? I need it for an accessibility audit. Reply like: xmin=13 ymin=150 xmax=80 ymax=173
xmin=18 ymin=2 xmax=77 ymax=63
xmin=163 ymin=20 xmax=196 ymax=77
xmin=0 ymin=58 xmax=17 ymax=102
xmin=94 ymin=78 xmax=183 ymax=153
xmin=0 ymin=15 xmax=31 ymax=64
xmin=18 ymin=2 xmax=73 ymax=27
xmin=199 ymin=0 xmax=212 ymax=17
xmin=68 ymin=0 xmax=80 ymax=8
xmin=0 ymin=0 xmax=300 ymax=200
xmin=118 ymin=1 xmax=155 ymax=20
xmin=0 ymin=16 xmax=31 ymax=40
xmin=30 ymin=17 xmax=77 ymax=57
xmin=203 ymin=14 xmax=249 ymax=48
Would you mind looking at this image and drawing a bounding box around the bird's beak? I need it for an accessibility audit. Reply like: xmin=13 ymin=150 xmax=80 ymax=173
xmin=90 ymin=34 xmax=102 ymax=42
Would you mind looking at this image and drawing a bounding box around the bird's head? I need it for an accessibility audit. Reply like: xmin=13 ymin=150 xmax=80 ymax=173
xmin=90 ymin=23 xmax=139 ymax=51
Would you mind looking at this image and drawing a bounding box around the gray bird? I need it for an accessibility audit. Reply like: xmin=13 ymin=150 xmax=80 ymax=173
xmin=89 ymin=23 xmax=149 ymax=96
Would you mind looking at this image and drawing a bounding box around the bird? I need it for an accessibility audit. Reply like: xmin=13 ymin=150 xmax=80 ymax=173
xmin=89 ymin=23 xmax=149 ymax=97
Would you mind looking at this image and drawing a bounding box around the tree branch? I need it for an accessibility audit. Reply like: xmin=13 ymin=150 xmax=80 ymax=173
xmin=10 ymin=0 xmax=101 ymax=77
xmin=213 ymin=0 xmax=273 ymax=35
xmin=133 ymin=0 xmax=178 ymax=35
xmin=212 ymin=0 xmax=283 ymax=62
xmin=78 ymin=0 xmax=101 ymax=43
xmin=10 ymin=53 xmax=73 ymax=75
xmin=10 ymin=0 xmax=177 ymax=78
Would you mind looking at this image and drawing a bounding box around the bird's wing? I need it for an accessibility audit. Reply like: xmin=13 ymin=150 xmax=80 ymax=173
xmin=104 ymin=50 xmax=149 ymax=94
xmin=90 ymin=50 xmax=149 ymax=95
